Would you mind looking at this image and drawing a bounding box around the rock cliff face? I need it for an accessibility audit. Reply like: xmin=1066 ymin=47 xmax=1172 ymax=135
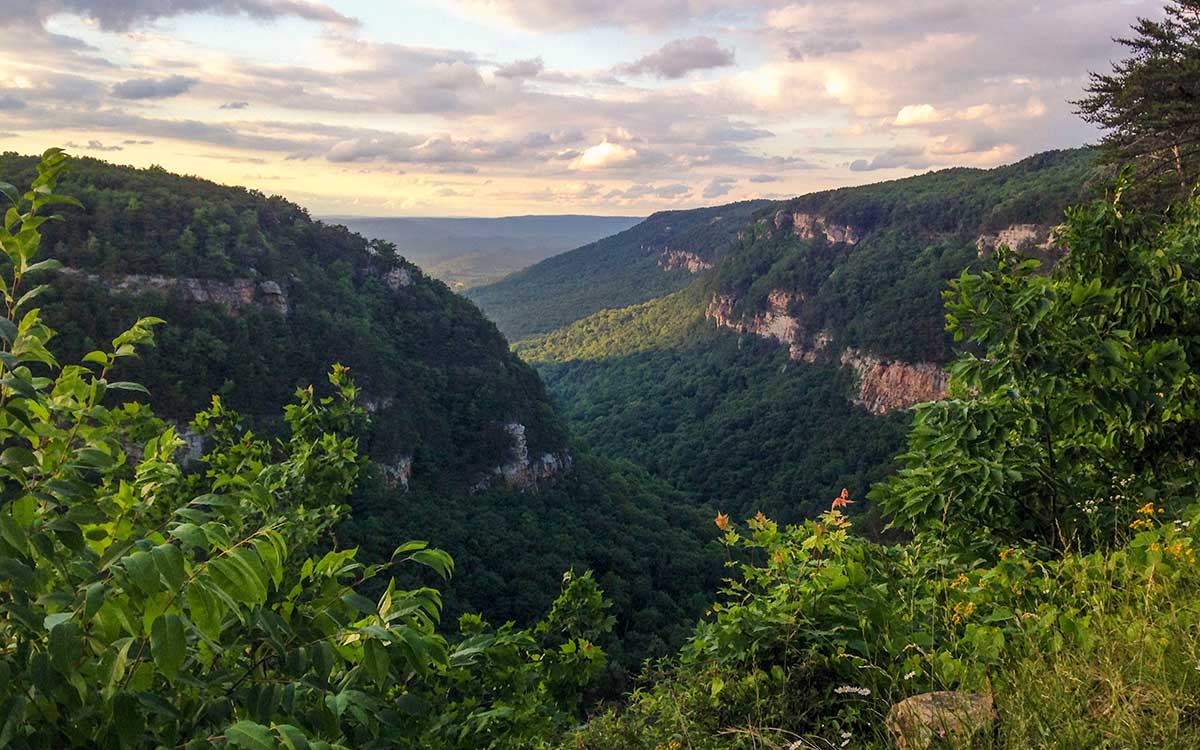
xmin=382 ymin=455 xmax=414 ymax=490
xmin=706 ymin=291 xmax=800 ymax=346
xmin=473 ymin=422 xmax=572 ymax=492
xmin=774 ymin=211 xmax=860 ymax=245
xmin=839 ymin=349 xmax=949 ymax=415
xmin=385 ymin=267 xmax=413 ymax=290
xmin=61 ymin=268 xmax=291 ymax=316
xmin=975 ymin=223 xmax=1062 ymax=259
xmin=657 ymin=248 xmax=713 ymax=273
xmin=707 ymin=291 xmax=948 ymax=414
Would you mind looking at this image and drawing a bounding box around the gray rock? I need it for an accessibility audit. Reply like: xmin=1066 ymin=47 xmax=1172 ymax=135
xmin=886 ymin=691 xmax=995 ymax=749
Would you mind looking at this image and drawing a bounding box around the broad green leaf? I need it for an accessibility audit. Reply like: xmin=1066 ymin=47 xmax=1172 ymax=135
xmin=225 ymin=720 xmax=275 ymax=750
xmin=150 ymin=613 xmax=186 ymax=681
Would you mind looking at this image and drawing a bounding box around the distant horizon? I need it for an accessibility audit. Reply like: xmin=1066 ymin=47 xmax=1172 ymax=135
xmin=320 ymin=212 xmax=646 ymax=221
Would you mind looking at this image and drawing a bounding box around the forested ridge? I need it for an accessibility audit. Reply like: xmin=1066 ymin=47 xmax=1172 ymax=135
xmin=510 ymin=149 xmax=1098 ymax=526
xmin=0 ymin=151 xmax=721 ymax=687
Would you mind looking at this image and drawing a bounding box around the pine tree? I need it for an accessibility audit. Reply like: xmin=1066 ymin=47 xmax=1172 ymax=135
xmin=1076 ymin=0 xmax=1200 ymax=206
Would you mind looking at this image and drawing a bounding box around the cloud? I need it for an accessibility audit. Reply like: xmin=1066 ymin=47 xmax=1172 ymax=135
xmin=849 ymin=145 xmax=932 ymax=171
xmin=570 ymin=139 xmax=640 ymax=170
xmin=894 ymin=104 xmax=941 ymax=126
xmin=66 ymin=139 xmax=123 ymax=152
xmin=748 ymin=173 xmax=782 ymax=183
xmin=785 ymin=34 xmax=862 ymax=60
xmin=448 ymin=0 xmax=775 ymax=31
xmin=495 ymin=57 xmax=544 ymax=79
xmin=619 ymin=36 xmax=735 ymax=78
xmin=38 ymin=0 xmax=356 ymax=31
xmin=427 ymin=60 xmax=484 ymax=90
xmin=702 ymin=176 xmax=737 ymax=199
xmin=606 ymin=182 xmax=691 ymax=201
xmin=0 ymin=95 xmax=25 ymax=110
xmin=111 ymin=75 xmax=198 ymax=99
xmin=122 ymin=139 xmax=154 ymax=144
xmin=220 ymin=101 xmax=251 ymax=109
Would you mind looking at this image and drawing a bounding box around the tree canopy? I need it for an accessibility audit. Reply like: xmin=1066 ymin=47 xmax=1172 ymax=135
xmin=1077 ymin=0 xmax=1200 ymax=206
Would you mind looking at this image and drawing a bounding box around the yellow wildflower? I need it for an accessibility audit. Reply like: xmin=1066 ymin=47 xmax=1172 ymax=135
xmin=950 ymin=601 xmax=975 ymax=624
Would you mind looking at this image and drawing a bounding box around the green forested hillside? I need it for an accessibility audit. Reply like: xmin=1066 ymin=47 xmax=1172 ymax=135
xmin=710 ymin=148 xmax=1098 ymax=363
xmin=467 ymin=200 xmax=770 ymax=341
xmin=0 ymin=152 xmax=719 ymax=675
xmin=512 ymin=150 xmax=1099 ymax=528
xmin=518 ymin=287 xmax=907 ymax=523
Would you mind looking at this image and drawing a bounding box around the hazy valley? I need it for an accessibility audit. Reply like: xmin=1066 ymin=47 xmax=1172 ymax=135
xmin=330 ymin=214 xmax=641 ymax=290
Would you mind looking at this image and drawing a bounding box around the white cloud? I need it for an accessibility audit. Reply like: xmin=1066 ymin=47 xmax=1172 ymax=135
xmin=570 ymin=139 xmax=640 ymax=170
xmin=894 ymin=104 xmax=940 ymax=126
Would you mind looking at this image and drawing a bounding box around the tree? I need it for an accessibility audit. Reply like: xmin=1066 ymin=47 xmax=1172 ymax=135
xmin=0 ymin=150 xmax=610 ymax=748
xmin=1076 ymin=0 xmax=1200 ymax=206
xmin=875 ymin=180 xmax=1200 ymax=551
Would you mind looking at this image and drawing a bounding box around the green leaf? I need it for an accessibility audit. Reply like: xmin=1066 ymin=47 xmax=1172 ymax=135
xmin=275 ymin=725 xmax=311 ymax=750
xmin=0 ymin=181 xmax=19 ymax=206
xmin=225 ymin=720 xmax=276 ymax=750
xmin=122 ymin=551 xmax=162 ymax=595
xmin=150 ymin=613 xmax=186 ymax=681
xmin=101 ymin=638 xmax=134 ymax=700
xmin=407 ymin=548 xmax=453 ymax=579
xmin=106 ymin=381 xmax=151 ymax=395
xmin=43 ymin=611 xmax=73 ymax=631
xmin=84 ymin=582 xmax=107 ymax=620
xmin=0 ymin=695 xmax=29 ymax=748
xmin=49 ymin=621 xmax=83 ymax=674
xmin=187 ymin=581 xmax=222 ymax=641
xmin=152 ymin=543 xmax=186 ymax=591
xmin=362 ymin=638 xmax=390 ymax=685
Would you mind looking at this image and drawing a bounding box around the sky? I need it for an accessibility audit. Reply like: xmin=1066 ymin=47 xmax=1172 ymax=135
xmin=0 ymin=0 xmax=1163 ymax=217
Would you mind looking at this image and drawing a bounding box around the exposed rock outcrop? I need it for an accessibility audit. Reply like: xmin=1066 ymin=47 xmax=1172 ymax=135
xmin=886 ymin=692 xmax=995 ymax=749
xmin=361 ymin=395 xmax=395 ymax=414
xmin=775 ymin=211 xmax=860 ymax=245
xmin=789 ymin=330 xmax=833 ymax=363
xmin=60 ymin=268 xmax=289 ymax=316
xmin=975 ymin=223 xmax=1062 ymax=259
xmin=385 ymin=267 xmax=413 ymax=290
xmin=382 ymin=455 xmax=414 ymax=491
xmin=708 ymin=292 xmax=948 ymax=414
xmin=473 ymin=422 xmax=572 ymax=492
xmin=708 ymin=290 xmax=819 ymax=357
xmin=840 ymin=348 xmax=949 ymax=415
xmin=706 ymin=291 xmax=800 ymax=346
xmin=657 ymin=248 xmax=712 ymax=273
xmin=257 ymin=280 xmax=288 ymax=314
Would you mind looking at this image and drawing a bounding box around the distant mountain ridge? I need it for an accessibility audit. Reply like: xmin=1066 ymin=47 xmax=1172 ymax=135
xmin=331 ymin=214 xmax=642 ymax=290
xmin=509 ymin=148 xmax=1100 ymax=522
xmin=467 ymin=200 xmax=771 ymax=340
